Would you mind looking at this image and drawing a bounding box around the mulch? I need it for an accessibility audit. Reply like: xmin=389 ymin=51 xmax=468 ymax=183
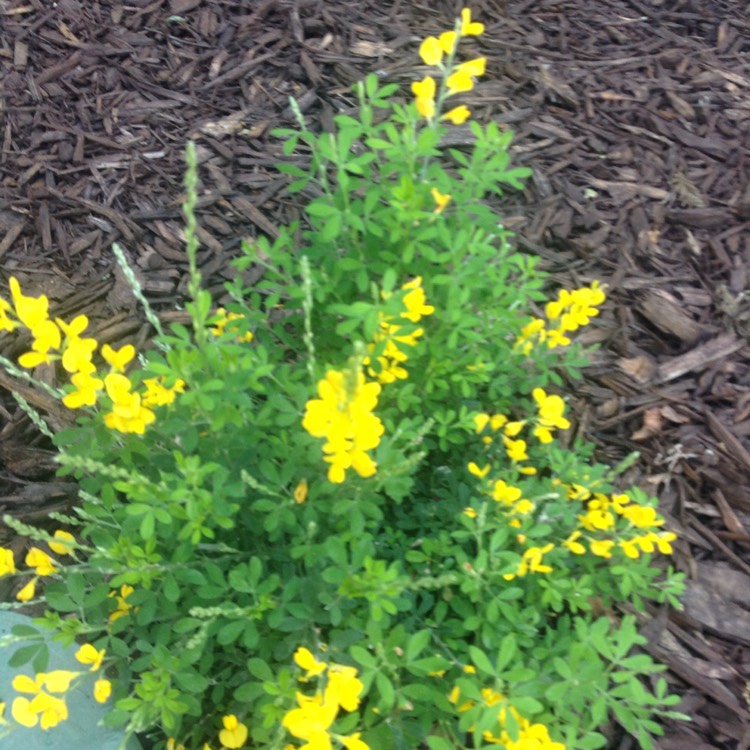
xmin=1 ymin=0 xmax=749 ymax=746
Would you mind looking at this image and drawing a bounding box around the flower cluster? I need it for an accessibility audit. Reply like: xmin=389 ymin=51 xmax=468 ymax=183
xmin=561 ymin=484 xmax=677 ymax=560
xmin=210 ymin=307 xmax=254 ymax=343
xmin=412 ymin=8 xmax=486 ymax=124
xmin=283 ymin=647 xmax=369 ymax=750
xmin=1 ymin=277 xmax=184 ymax=433
xmin=9 ymin=643 xmax=110 ymax=730
xmin=0 ymin=531 xmax=73 ymax=603
xmin=449 ymin=684 xmax=565 ymax=750
xmin=302 ymin=367 xmax=384 ymax=483
xmin=366 ymin=276 xmax=434 ymax=384
xmin=472 ymin=387 xmax=571 ymax=475
xmin=108 ymin=583 xmax=137 ymax=622
xmin=515 ymin=282 xmax=606 ymax=354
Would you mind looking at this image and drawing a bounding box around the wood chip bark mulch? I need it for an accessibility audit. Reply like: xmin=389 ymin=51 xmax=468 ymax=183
xmin=1 ymin=0 xmax=749 ymax=746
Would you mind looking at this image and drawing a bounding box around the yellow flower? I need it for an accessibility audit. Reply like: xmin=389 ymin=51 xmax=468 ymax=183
xmin=442 ymin=105 xmax=471 ymax=124
xmin=503 ymin=420 xmax=525 ymax=437
xmin=652 ymin=531 xmax=677 ymax=554
xmin=325 ymin=664 xmax=364 ymax=712
xmin=439 ymin=31 xmax=457 ymax=53
xmin=302 ymin=369 xmax=384 ymax=484
xmin=532 ymin=387 xmax=570 ymax=443
xmin=503 ymin=437 xmax=528 ymax=463
xmin=589 ymin=539 xmax=614 ymax=558
xmin=93 ymin=679 xmax=112 ymax=704
xmin=18 ymin=319 xmax=62 ymax=368
xmin=411 ymin=75 xmax=436 ymax=118
xmin=26 ymin=547 xmax=57 ymax=576
xmin=446 ymin=68 xmax=474 ymax=94
xmin=294 ymin=479 xmax=309 ymax=504
xmin=341 ymin=733 xmax=370 ymax=750
xmin=463 ymin=664 xmax=476 ymax=674
xmin=109 ymin=583 xmax=135 ymax=622
xmin=513 ymin=499 xmax=535 ymax=515
xmin=48 ymin=530 xmax=75 ymax=556
xmin=0 ymin=547 xmax=16 ymax=576
xmin=58 ymin=315 xmax=98 ymax=374
xmin=563 ymin=531 xmax=586 ymax=555
xmin=219 ymin=714 xmax=248 ymax=749
xmin=621 ymin=505 xmax=664 ymax=529
xmin=101 ymin=343 xmax=136 ymax=372
xmin=294 ymin=647 xmax=327 ymax=679
xmin=42 ymin=670 xmax=78 ymax=693
xmin=419 ymin=36 xmax=443 ymax=66
xmin=12 ymin=692 xmax=68 ymax=730
xmin=457 ymin=57 xmax=486 ymax=77
xmin=11 ymin=696 xmax=39 ymax=728
xmin=431 ymin=187 xmax=452 ymax=213
xmin=492 ymin=480 xmax=522 ymax=505
xmin=460 ymin=7 xmax=485 ymax=36
xmin=504 ymin=544 xmax=554 ymax=580
xmin=63 ymin=371 xmax=104 ymax=409
xmin=463 ymin=507 xmax=477 ymax=519
xmin=103 ymin=373 xmax=156 ymax=434
xmin=467 ymin=462 xmax=490 ymax=479
xmin=0 ymin=296 xmax=18 ymax=332
xmin=16 ymin=577 xmax=37 ymax=602
xmin=9 ymin=277 xmax=48 ymax=330
xmin=210 ymin=308 xmax=254 ymax=342
xmin=75 ymin=643 xmax=106 ymax=671
xmin=12 ymin=673 xmax=44 ymax=694
xmin=141 ymin=377 xmax=185 ymax=407
xmin=32 ymin=692 xmax=68 ymax=729
xmin=283 ymin=691 xmax=338 ymax=742
xmin=401 ymin=277 xmax=435 ymax=322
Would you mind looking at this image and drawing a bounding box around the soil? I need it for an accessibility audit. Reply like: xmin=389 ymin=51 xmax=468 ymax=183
xmin=1 ymin=0 xmax=749 ymax=747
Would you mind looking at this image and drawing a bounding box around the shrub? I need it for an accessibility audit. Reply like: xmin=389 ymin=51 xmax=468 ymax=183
xmin=0 ymin=7 xmax=685 ymax=750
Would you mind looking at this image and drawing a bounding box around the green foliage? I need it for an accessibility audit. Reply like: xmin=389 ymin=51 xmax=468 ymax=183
xmin=0 ymin=25 xmax=686 ymax=750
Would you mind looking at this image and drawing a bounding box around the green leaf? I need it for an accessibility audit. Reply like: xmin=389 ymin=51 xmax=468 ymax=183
xmin=8 ymin=642 xmax=46 ymax=669
xmin=468 ymin=645 xmax=494 ymax=675
xmin=405 ymin=629 xmax=431 ymax=662
xmin=375 ymin=672 xmax=395 ymax=710
xmin=496 ymin=633 xmax=516 ymax=672
xmin=425 ymin=736 xmax=455 ymax=750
